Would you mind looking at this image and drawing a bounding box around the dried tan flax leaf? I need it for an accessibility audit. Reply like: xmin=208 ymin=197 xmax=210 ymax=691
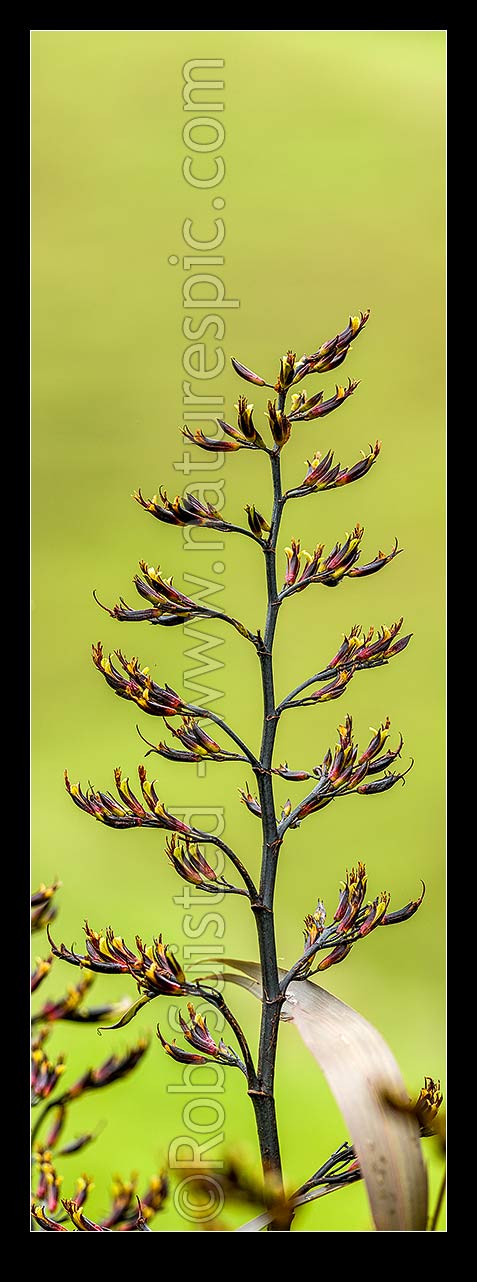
xmin=211 ymin=958 xmax=428 ymax=1232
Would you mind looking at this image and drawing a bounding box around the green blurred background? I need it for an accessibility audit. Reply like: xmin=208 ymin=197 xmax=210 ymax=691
xmin=32 ymin=30 xmax=445 ymax=1231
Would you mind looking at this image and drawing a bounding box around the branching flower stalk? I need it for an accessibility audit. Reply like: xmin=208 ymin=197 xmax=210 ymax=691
xmin=48 ymin=309 xmax=442 ymax=1232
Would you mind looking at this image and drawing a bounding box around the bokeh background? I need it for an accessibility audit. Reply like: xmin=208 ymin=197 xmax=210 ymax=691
xmin=32 ymin=30 xmax=445 ymax=1231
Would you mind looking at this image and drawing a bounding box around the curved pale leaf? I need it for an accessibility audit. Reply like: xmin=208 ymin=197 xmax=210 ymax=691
xmin=212 ymin=958 xmax=428 ymax=1232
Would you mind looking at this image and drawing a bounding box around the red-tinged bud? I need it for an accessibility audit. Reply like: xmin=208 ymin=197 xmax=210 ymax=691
xmin=348 ymin=760 xmax=370 ymax=788
xmin=337 ymin=863 xmax=367 ymax=932
xmin=381 ymin=881 xmax=425 ymax=925
xmin=46 ymin=1166 xmax=63 ymax=1214
xmin=386 ymin=634 xmax=412 ymax=658
xmin=239 ymin=783 xmax=262 ymax=818
xmin=353 ymin=619 xmax=410 ymax=665
xmin=284 ymin=539 xmax=301 ymax=586
xmin=317 ymin=942 xmax=353 ymax=971
xmin=359 ymin=892 xmax=390 ymax=936
xmin=311 ymin=669 xmax=354 ymax=703
xmin=328 ymin=626 xmax=362 ymax=669
xmin=334 ymin=881 xmax=350 ymax=922
xmin=31 ymin=1203 xmax=69 ymax=1232
xmin=244 ymin=503 xmax=271 ymax=537
xmin=358 ymin=718 xmax=391 ymax=764
xmin=329 ymin=746 xmax=345 ymax=783
xmin=231 ymin=356 xmax=269 ymax=386
xmin=294 ymin=448 xmax=341 ymax=492
xmin=295 ymin=792 xmax=333 ymax=822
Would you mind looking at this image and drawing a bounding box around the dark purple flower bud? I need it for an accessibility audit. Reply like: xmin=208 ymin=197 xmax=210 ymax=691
xmin=239 ymin=783 xmax=262 ymax=818
xmin=245 ymin=503 xmax=271 ymax=537
xmin=359 ymin=892 xmax=390 ymax=936
xmin=182 ymin=425 xmax=240 ymax=452
xmin=356 ymin=772 xmax=403 ymax=794
xmin=348 ymin=537 xmax=401 ymax=578
xmin=134 ymin=486 xmax=223 ymax=527
xmin=336 ymin=863 xmax=367 ymax=932
xmin=31 ymin=1203 xmax=69 ymax=1232
xmin=267 ymin=398 xmax=292 ymax=447
xmin=311 ymin=669 xmax=354 ymax=702
xmin=31 ymin=883 xmax=60 ymax=933
xmin=231 ymin=356 xmax=269 ymax=386
xmin=165 ymin=834 xmax=245 ymax=896
xmin=316 ymin=942 xmax=353 ymax=971
xmin=334 ymin=441 xmax=381 ymax=487
xmin=289 ymin=378 xmax=359 ymax=420
xmin=381 ymin=881 xmax=425 ymax=925
xmin=291 ymin=311 xmax=370 ymax=385
xmin=272 ymin=763 xmax=312 ymax=781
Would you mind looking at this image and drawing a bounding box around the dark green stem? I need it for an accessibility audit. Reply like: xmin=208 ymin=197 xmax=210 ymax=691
xmin=250 ymin=435 xmax=291 ymax=1228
